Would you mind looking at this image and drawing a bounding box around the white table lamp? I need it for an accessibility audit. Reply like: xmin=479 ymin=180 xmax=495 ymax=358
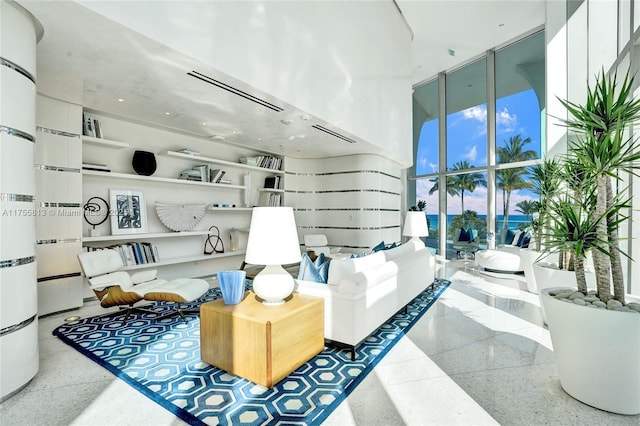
xmin=403 ymin=211 xmax=429 ymax=246
xmin=245 ymin=207 xmax=301 ymax=305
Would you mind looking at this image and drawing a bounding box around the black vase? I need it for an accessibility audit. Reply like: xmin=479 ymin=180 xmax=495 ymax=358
xmin=132 ymin=150 xmax=157 ymax=176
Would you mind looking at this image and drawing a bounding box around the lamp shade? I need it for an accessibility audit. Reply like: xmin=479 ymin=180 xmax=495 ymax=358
xmin=245 ymin=207 xmax=301 ymax=265
xmin=403 ymin=211 xmax=429 ymax=237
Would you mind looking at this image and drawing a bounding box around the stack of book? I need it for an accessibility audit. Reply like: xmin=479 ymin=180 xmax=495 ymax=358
xmin=86 ymin=243 xmax=159 ymax=266
xmin=264 ymin=175 xmax=282 ymax=189
xmin=179 ymin=165 xmax=230 ymax=184
xmin=240 ymin=155 xmax=282 ymax=170
xmin=260 ymin=192 xmax=281 ymax=206
xmin=116 ymin=242 xmax=159 ymax=266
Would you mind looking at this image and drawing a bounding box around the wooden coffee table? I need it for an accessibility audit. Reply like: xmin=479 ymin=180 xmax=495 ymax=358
xmin=200 ymin=291 xmax=324 ymax=387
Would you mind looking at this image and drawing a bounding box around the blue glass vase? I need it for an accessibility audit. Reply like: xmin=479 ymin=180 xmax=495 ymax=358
xmin=217 ymin=270 xmax=246 ymax=305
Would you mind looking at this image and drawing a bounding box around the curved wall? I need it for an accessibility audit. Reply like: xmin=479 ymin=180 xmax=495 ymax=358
xmin=0 ymin=0 xmax=39 ymax=401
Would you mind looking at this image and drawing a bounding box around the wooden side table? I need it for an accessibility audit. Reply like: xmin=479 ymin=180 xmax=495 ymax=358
xmin=200 ymin=291 xmax=324 ymax=387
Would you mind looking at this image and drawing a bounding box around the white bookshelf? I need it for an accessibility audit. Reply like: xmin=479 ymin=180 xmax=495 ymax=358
xmin=82 ymin=170 xmax=246 ymax=189
xmin=160 ymin=150 xmax=284 ymax=175
xmin=82 ymin=230 xmax=211 ymax=243
xmin=82 ymin=135 xmax=130 ymax=149
xmin=207 ymin=207 xmax=253 ymax=212
xmin=120 ymin=250 xmax=246 ymax=271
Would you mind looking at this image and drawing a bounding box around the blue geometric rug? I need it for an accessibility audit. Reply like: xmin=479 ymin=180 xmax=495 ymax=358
xmin=53 ymin=279 xmax=450 ymax=425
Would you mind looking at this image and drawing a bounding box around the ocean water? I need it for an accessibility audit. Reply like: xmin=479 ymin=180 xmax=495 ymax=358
xmin=425 ymin=214 xmax=529 ymax=232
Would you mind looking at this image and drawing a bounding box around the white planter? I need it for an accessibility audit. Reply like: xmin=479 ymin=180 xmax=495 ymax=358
xmin=519 ymin=249 xmax=555 ymax=294
xmin=532 ymin=262 xmax=596 ymax=323
xmin=541 ymin=288 xmax=640 ymax=415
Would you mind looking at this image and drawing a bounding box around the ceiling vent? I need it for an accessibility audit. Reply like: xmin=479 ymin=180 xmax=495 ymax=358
xmin=187 ymin=71 xmax=284 ymax=112
xmin=311 ymin=124 xmax=357 ymax=144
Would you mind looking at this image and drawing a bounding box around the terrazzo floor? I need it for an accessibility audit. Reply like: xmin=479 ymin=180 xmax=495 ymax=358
xmin=1 ymin=259 xmax=639 ymax=425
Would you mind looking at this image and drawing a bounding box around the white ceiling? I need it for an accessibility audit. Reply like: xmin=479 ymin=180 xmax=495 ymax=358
xmin=19 ymin=0 xmax=545 ymax=160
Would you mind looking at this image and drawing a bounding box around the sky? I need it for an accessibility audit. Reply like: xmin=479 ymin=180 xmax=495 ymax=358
xmin=415 ymin=88 xmax=542 ymax=216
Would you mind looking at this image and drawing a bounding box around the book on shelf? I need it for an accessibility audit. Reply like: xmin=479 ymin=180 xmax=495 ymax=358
xmin=209 ymin=168 xmax=225 ymax=183
xmin=176 ymin=148 xmax=200 ymax=156
xmin=258 ymin=191 xmax=281 ymax=206
xmin=264 ymin=175 xmax=281 ymax=189
xmin=84 ymin=242 xmax=159 ymax=266
xmin=82 ymin=162 xmax=111 ymax=172
xmin=239 ymin=155 xmax=282 ymax=170
xmin=83 ymin=113 xmax=103 ymax=138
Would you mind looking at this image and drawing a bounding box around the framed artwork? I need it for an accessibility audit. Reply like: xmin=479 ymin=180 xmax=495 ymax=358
xmin=109 ymin=189 xmax=148 ymax=235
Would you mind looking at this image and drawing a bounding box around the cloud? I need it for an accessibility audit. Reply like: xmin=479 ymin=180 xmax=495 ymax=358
xmin=496 ymin=107 xmax=518 ymax=134
xmin=464 ymin=145 xmax=478 ymax=162
xmin=463 ymin=106 xmax=487 ymax=123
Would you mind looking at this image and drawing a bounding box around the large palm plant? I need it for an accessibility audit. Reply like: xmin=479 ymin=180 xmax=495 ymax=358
xmin=429 ymin=161 xmax=486 ymax=224
xmin=496 ymin=135 xmax=537 ymax=243
xmin=527 ymin=158 xmax=562 ymax=251
xmin=556 ymin=69 xmax=640 ymax=304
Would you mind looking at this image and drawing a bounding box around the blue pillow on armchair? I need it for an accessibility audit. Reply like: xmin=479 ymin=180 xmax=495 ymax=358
xmin=458 ymin=228 xmax=471 ymax=242
xmin=504 ymin=229 xmax=516 ymax=244
xmin=297 ymin=252 xmax=330 ymax=283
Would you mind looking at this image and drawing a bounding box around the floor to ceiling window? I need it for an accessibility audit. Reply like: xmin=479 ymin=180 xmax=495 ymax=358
xmin=410 ymin=30 xmax=545 ymax=258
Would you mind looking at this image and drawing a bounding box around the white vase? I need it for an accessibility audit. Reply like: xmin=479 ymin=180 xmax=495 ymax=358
xmin=541 ymin=287 xmax=640 ymax=415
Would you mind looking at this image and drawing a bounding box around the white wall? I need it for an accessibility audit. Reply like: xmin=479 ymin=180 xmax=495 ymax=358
xmin=75 ymin=0 xmax=414 ymax=166
xmin=286 ymin=154 xmax=402 ymax=251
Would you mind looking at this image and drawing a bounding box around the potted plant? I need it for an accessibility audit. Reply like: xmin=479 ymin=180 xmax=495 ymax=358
xmin=522 ymin=158 xmax=562 ymax=294
xmin=539 ymin=69 xmax=640 ymax=415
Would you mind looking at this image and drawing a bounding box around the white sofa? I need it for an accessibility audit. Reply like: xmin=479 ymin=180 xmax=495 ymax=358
xmin=293 ymin=240 xmax=435 ymax=359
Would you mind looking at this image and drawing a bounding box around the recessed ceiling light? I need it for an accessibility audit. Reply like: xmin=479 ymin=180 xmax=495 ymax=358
xmin=281 ymin=119 xmax=293 ymax=125
xmin=165 ymin=112 xmax=171 ymax=116
xmin=300 ymin=114 xmax=311 ymax=121
xmin=211 ymin=135 xmax=225 ymax=140
xmin=288 ymin=135 xmax=295 ymax=141
xmin=117 ymin=98 xmax=125 ymax=103
xmin=202 ymin=122 xmax=207 ymax=126
xmin=498 ymin=23 xmax=505 ymax=27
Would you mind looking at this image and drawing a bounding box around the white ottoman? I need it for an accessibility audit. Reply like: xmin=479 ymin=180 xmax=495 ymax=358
xmin=475 ymin=249 xmax=523 ymax=273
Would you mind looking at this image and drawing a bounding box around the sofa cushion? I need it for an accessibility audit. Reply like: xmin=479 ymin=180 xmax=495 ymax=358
xmin=298 ymin=252 xmax=330 ymax=283
xmin=337 ymin=261 xmax=399 ymax=295
xmin=327 ymin=251 xmax=386 ymax=285
xmin=382 ymin=240 xmax=421 ymax=262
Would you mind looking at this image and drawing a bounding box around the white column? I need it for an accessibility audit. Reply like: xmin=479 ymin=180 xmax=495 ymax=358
xmin=0 ymin=0 xmax=41 ymax=401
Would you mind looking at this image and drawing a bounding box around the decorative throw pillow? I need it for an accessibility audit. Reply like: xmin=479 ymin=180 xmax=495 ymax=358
xmin=511 ymin=230 xmax=523 ymax=246
xmin=519 ymin=232 xmax=532 ymax=248
xmin=372 ymin=241 xmax=386 ymax=252
xmin=297 ymin=252 xmax=330 ymax=283
xmin=458 ymin=228 xmax=471 ymax=242
xmin=515 ymin=230 xmax=528 ymax=247
xmin=504 ymin=229 xmax=516 ymax=245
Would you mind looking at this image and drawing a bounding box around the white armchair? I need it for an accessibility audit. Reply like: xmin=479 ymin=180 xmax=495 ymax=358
xmin=303 ymin=234 xmax=342 ymax=257
xmin=77 ymin=249 xmax=209 ymax=322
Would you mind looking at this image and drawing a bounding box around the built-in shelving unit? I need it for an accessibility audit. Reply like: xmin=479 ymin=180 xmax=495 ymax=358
xmin=82 ymin=230 xmax=211 ymax=243
xmin=82 ymin=170 xmax=246 ymax=189
xmin=258 ymin=188 xmax=285 ymax=193
xmin=160 ymin=150 xmax=284 ymax=175
xmin=207 ymin=207 xmax=253 ymax=212
xmin=120 ymin=250 xmax=246 ymax=271
xmin=81 ymin=135 xmax=130 ymax=149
